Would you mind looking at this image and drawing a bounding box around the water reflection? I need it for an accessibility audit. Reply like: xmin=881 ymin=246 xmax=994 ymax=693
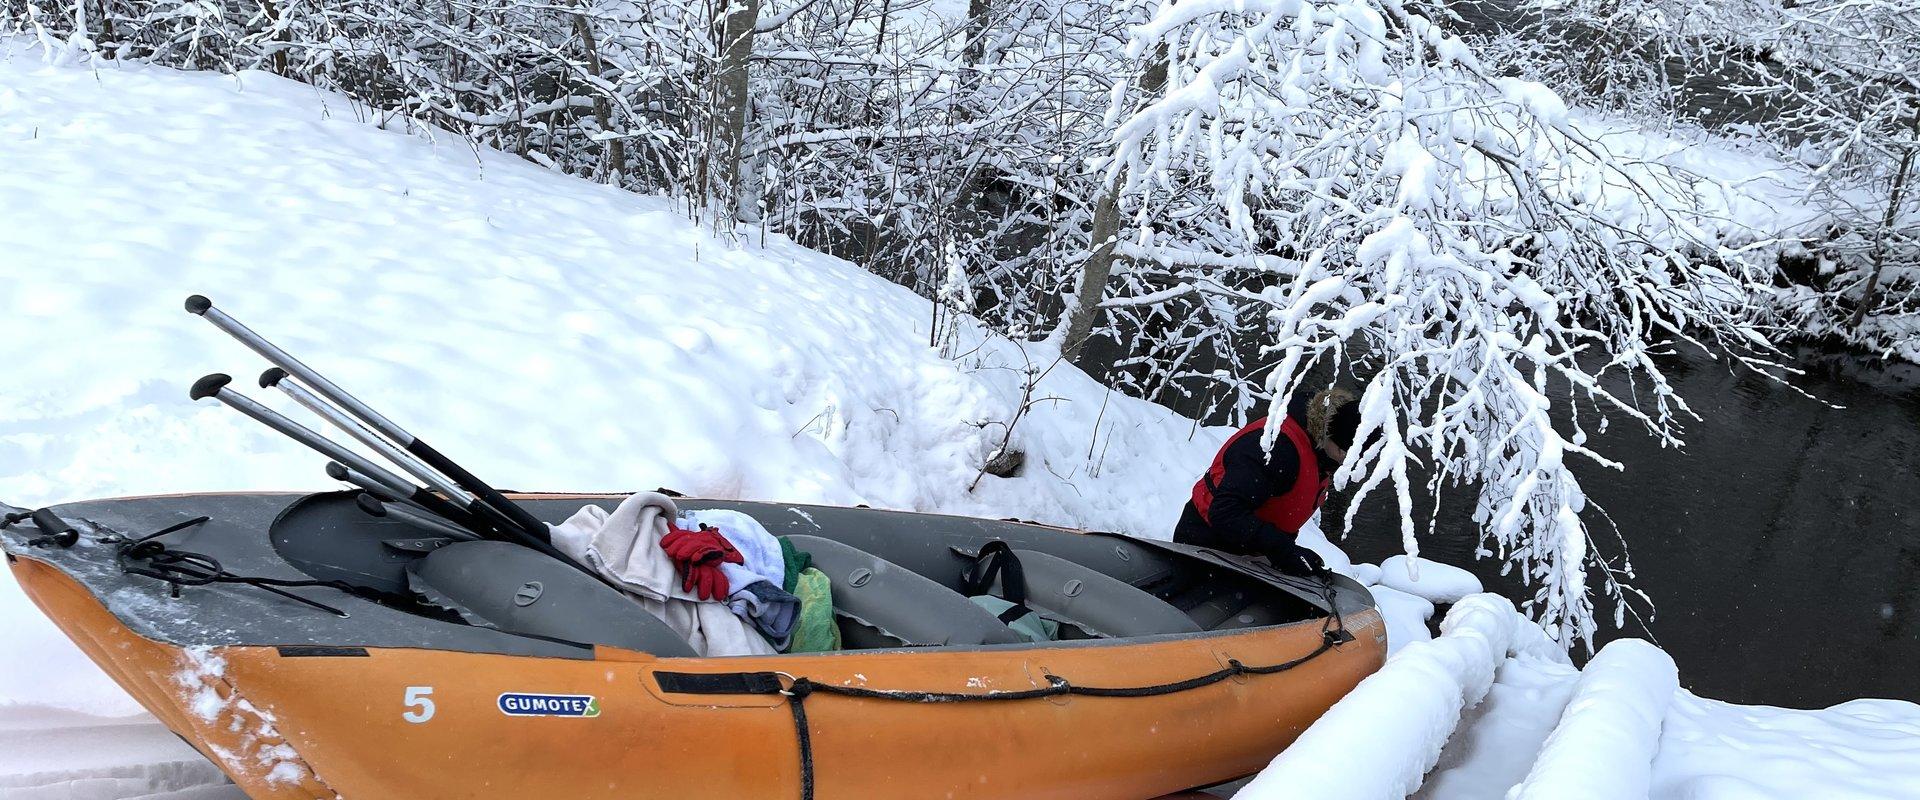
xmin=1329 ymin=346 xmax=1920 ymax=707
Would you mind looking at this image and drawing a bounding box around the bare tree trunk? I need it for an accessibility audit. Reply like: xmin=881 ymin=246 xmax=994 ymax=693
xmin=260 ymin=0 xmax=289 ymax=75
xmin=573 ymin=10 xmax=624 ymax=184
xmin=710 ymin=0 xmax=764 ymax=220
xmin=1850 ymin=110 xmax=1919 ymax=332
xmin=1061 ymin=178 xmax=1125 ymax=363
xmin=938 ymin=0 xmax=999 ymax=247
xmin=867 ymin=0 xmax=893 ymax=123
xmin=961 ymin=0 xmax=994 ymax=84
xmin=1062 ymin=49 xmax=1168 ymax=367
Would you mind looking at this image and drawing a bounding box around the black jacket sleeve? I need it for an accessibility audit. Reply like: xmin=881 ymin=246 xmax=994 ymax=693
xmin=1204 ymin=428 xmax=1302 ymax=555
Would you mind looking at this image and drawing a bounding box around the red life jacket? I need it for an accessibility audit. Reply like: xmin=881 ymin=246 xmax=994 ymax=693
xmin=1190 ymin=416 xmax=1328 ymax=534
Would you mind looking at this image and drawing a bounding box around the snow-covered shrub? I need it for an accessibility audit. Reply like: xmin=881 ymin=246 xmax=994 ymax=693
xmin=1455 ymin=1 xmax=1688 ymax=127
xmin=1743 ymin=1 xmax=1919 ymax=361
xmin=7 ymin=0 xmax=712 ymax=197
xmin=1532 ymin=0 xmax=1920 ymax=362
xmin=1101 ymin=0 xmax=1786 ymax=644
xmin=746 ymin=0 xmax=1143 ymax=319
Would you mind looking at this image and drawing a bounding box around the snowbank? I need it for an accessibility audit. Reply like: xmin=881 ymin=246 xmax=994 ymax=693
xmin=1349 ymin=562 xmax=1383 ymax=585
xmin=1566 ymin=115 xmax=1830 ymax=248
xmin=1377 ymin=554 xmax=1482 ymax=604
xmin=1382 ymin=635 xmax=1920 ymax=800
xmin=1367 ymin=583 xmax=1436 ymax=654
xmin=0 ymin=704 xmax=239 ymax=799
xmin=1237 ymin=594 xmax=1534 ymax=799
xmin=0 ymin=47 xmax=1225 ymax=716
xmin=1653 ymin=693 xmax=1920 ymax=799
xmin=1510 ymin=639 xmax=1678 ymax=800
xmin=0 ymin=51 xmax=1218 ymax=535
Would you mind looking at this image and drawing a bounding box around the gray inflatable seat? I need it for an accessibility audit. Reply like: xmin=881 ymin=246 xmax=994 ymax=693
xmin=1006 ymin=549 xmax=1203 ymax=638
xmin=1213 ymin=600 xmax=1285 ymax=630
xmin=785 ymin=535 xmax=1024 ymax=648
xmin=409 ymin=540 xmax=697 ymax=657
xmin=1181 ymin=584 xmax=1256 ymax=629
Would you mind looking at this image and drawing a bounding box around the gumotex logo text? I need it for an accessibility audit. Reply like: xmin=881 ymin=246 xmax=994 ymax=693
xmin=497 ymin=693 xmax=601 ymax=717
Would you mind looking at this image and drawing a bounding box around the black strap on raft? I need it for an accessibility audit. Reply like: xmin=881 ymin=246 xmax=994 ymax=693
xmin=662 ymin=574 xmax=1354 ymax=800
xmin=111 ymin=516 xmax=357 ymax=617
xmin=958 ymin=540 xmax=1037 ymax=624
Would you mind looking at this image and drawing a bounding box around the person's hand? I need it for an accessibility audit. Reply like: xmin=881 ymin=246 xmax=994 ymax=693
xmin=1264 ymin=541 xmax=1326 ymax=577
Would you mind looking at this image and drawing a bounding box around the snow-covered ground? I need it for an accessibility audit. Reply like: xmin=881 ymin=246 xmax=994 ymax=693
xmin=1 ymin=45 xmax=1915 ymax=799
xmin=1253 ymin=595 xmax=1920 ymax=800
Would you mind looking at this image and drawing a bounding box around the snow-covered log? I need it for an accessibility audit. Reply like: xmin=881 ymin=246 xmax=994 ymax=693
xmin=1510 ymin=639 xmax=1678 ymax=800
xmin=1237 ymin=594 xmax=1542 ymax=799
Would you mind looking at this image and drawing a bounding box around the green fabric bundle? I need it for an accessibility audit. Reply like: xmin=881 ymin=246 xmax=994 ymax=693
xmin=779 ymin=536 xmax=812 ymax=593
xmin=787 ymin=567 xmax=841 ymax=652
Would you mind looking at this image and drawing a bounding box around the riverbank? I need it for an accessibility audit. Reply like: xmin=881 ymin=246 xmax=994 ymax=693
xmin=1 ymin=46 xmax=1916 ymax=798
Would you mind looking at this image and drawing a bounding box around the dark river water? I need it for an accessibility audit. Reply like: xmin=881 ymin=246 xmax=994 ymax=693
xmin=1320 ymin=348 xmax=1920 ymax=708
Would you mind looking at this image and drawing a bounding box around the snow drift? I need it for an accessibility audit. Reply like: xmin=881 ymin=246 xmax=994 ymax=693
xmin=1252 ymin=598 xmax=1920 ymax=800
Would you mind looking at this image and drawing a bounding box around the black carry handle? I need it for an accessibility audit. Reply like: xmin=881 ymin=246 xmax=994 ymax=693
xmin=960 ymin=540 xmax=1028 ymax=606
xmin=31 ymin=509 xmax=76 ymax=546
xmin=7 ymin=508 xmax=81 ymax=548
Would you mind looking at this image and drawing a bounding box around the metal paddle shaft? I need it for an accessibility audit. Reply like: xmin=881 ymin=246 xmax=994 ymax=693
xmin=268 ymin=369 xmax=465 ymax=505
xmin=186 ymin=295 xmax=552 ymax=544
xmin=191 ymin=374 xmax=594 ymax=576
xmin=354 ymin=493 xmax=479 ymax=542
xmin=325 ymin=460 xmax=409 ymax=504
xmin=326 ymin=461 xmax=450 ymax=520
xmin=190 ymin=375 xmax=488 ymax=537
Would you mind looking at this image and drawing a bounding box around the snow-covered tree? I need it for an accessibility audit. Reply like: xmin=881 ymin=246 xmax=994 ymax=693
xmin=1734 ymin=0 xmax=1919 ymax=358
xmin=1096 ymin=0 xmax=1787 ymax=643
xmin=747 ymin=0 xmax=1147 ymax=329
xmin=6 ymin=0 xmax=722 ymax=196
xmin=1520 ymin=0 xmax=1920 ymax=361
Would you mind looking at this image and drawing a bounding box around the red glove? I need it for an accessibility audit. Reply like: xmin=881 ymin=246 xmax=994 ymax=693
xmin=662 ymin=525 xmax=743 ymax=566
xmin=682 ymin=562 xmax=731 ymax=601
xmin=661 ymin=524 xmax=743 ymax=600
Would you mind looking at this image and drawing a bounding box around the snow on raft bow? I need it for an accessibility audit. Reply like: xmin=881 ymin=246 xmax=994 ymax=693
xmin=0 ymin=493 xmax=1385 ymax=798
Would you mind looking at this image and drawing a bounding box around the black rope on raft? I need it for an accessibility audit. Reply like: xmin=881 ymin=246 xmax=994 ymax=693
xmin=775 ymin=575 xmax=1354 ymax=800
xmin=785 ymin=680 xmax=816 ymax=800
xmin=112 ymin=516 xmax=357 ymax=617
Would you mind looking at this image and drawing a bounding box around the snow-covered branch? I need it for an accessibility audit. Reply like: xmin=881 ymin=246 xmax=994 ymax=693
xmin=1103 ymin=0 xmax=1787 ymax=644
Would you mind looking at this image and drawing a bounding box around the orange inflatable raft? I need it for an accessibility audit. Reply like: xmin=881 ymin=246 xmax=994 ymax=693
xmin=2 ymin=491 xmax=1385 ymax=799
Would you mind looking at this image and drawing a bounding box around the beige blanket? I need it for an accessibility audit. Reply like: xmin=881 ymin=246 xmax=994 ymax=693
xmin=547 ymin=492 xmax=776 ymax=657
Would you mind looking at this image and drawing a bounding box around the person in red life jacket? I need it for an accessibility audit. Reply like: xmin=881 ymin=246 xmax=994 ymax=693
xmin=1174 ymin=387 xmax=1363 ymax=576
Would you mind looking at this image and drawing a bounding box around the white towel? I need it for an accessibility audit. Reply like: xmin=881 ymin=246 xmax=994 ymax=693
xmin=548 ymin=493 xmax=776 ymax=657
xmin=681 ymin=508 xmax=786 ymax=590
xmin=680 ymin=508 xmax=799 ymax=649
